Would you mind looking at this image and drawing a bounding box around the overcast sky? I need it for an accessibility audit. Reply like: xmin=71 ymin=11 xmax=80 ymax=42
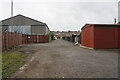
xmin=0 ymin=0 xmax=119 ymax=31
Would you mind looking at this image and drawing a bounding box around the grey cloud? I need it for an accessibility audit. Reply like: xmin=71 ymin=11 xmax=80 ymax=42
xmin=0 ymin=1 xmax=118 ymax=31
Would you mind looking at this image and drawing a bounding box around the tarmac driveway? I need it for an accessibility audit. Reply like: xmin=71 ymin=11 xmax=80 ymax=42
xmin=12 ymin=39 xmax=118 ymax=78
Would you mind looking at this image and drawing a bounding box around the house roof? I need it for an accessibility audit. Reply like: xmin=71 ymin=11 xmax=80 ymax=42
xmin=81 ymin=24 xmax=120 ymax=30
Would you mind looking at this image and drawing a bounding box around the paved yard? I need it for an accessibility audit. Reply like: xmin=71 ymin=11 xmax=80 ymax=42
xmin=12 ymin=39 xmax=118 ymax=78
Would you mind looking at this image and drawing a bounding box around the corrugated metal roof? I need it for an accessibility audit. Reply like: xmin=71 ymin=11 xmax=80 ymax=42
xmin=1 ymin=14 xmax=50 ymax=31
xmin=1 ymin=14 xmax=45 ymax=24
xmin=81 ymin=24 xmax=120 ymax=30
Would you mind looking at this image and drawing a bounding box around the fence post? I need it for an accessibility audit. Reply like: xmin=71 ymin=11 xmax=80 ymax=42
xmin=3 ymin=29 xmax=7 ymax=50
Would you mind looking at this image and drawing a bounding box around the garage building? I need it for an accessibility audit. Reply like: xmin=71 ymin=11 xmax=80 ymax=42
xmin=81 ymin=24 xmax=120 ymax=49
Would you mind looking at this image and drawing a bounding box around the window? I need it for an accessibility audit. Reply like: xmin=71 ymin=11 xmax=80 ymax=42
xmin=8 ymin=26 xmax=31 ymax=34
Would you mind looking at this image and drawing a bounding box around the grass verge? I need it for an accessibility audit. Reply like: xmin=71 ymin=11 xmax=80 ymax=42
xmin=2 ymin=49 xmax=30 ymax=78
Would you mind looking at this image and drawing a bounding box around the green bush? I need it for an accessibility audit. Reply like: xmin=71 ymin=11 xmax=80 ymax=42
xmin=47 ymin=31 xmax=55 ymax=41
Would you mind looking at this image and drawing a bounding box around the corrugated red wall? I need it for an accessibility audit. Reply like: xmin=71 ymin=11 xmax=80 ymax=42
xmin=118 ymin=27 xmax=120 ymax=48
xmin=81 ymin=24 xmax=120 ymax=49
xmin=94 ymin=26 xmax=118 ymax=49
xmin=81 ymin=24 xmax=94 ymax=48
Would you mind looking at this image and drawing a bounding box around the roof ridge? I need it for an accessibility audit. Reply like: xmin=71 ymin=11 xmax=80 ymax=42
xmin=1 ymin=14 xmax=45 ymax=24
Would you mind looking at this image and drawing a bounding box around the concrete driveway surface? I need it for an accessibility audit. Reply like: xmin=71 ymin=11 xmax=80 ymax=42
xmin=12 ymin=39 xmax=118 ymax=78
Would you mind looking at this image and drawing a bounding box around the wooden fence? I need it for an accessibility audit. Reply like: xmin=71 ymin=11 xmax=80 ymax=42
xmin=1 ymin=32 xmax=49 ymax=51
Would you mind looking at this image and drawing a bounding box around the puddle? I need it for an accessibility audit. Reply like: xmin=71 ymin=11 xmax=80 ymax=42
xmin=25 ymin=52 xmax=32 ymax=54
xmin=19 ymin=51 xmax=35 ymax=54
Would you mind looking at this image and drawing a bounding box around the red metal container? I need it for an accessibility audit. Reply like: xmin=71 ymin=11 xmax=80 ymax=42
xmin=81 ymin=24 xmax=120 ymax=49
xmin=81 ymin=24 xmax=94 ymax=48
xmin=118 ymin=27 xmax=120 ymax=48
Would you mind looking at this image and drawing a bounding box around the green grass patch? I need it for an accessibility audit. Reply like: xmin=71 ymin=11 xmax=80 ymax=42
xmin=2 ymin=50 xmax=29 ymax=78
